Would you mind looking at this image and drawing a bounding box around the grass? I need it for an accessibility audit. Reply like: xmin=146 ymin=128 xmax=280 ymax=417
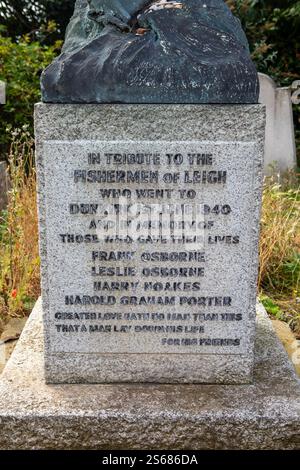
xmin=0 ymin=131 xmax=299 ymax=337
xmin=259 ymin=170 xmax=300 ymax=336
xmin=0 ymin=128 xmax=40 ymax=333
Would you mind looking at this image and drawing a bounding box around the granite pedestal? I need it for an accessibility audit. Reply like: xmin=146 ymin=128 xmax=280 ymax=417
xmin=35 ymin=104 xmax=265 ymax=384
xmin=0 ymin=300 xmax=299 ymax=450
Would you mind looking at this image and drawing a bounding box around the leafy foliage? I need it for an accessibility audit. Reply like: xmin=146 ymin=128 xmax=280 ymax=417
xmin=227 ymin=0 xmax=300 ymax=161
xmin=0 ymin=34 xmax=61 ymax=155
xmin=0 ymin=0 xmax=74 ymax=43
xmin=227 ymin=0 xmax=300 ymax=85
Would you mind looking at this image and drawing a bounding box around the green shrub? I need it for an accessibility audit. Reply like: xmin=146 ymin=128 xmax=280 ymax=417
xmin=227 ymin=0 xmax=300 ymax=164
xmin=0 ymin=33 xmax=61 ymax=156
xmin=227 ymin=1 xmax=300 ymax=84
xmin=0 ymin=1 xmax=74 ymax=44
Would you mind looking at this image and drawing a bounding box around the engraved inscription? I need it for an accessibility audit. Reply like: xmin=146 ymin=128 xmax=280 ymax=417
xmin=43 ymin=141 xmax=256 ymax=354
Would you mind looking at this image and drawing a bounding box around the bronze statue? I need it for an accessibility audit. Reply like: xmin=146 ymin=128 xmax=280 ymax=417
xmin=41 ymin=0 xmax=259 ymax=104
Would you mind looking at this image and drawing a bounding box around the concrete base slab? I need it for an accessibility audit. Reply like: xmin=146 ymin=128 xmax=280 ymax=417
xmin=0 ymin=299 xmax=299 ymax=450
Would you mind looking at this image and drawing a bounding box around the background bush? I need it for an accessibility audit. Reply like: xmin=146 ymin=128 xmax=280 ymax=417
xmin=228 ymin=0 xmax=300 ymax=159
xmin=0 ymin=34 xmax=60 ymax=155
xmin=0 ymin=1 xmax=74 ymax=44
xmin=228 ymin=1 xmax=300 ymax=85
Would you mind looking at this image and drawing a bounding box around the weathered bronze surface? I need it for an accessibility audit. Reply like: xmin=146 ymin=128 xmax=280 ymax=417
xmin=41 ymin=0 xmax=259 ymax=104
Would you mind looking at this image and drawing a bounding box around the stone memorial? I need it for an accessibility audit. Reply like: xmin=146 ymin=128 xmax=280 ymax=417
xmin=0 ymin=81 xmax=5 ymax=105
xmin=1 ymin=0 xmax=300 ymax=450
xmin=258 ymin=73 xmax=296 ymax=173
xmin=35 ymin=103 xmax=264 ymax=384
xmin=36 ymin=0 xmax=264 ymax=385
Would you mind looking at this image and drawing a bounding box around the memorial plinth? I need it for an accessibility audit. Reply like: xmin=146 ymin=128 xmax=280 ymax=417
xmin=35 ymin=104 xmax=265 ymax=384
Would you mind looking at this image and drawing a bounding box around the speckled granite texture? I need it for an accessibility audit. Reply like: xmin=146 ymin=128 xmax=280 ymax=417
xmin=35 ymin=103 xmax=265 ymax=384
xmin=0 ymin=299 xmax=299 ymax=450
